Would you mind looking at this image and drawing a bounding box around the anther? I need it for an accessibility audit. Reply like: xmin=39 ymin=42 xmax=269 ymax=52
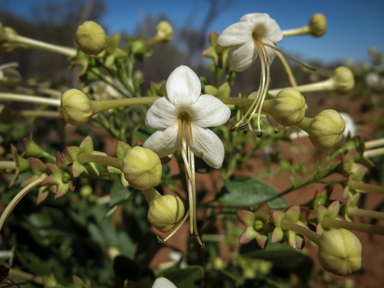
xmin=199 ymin=243 xmax=206 ymax=249
xmin=230 ymin=126 xmax=238 ymax=132
xmin=157 ymin=236 xmax=167 ymax=245
xmin=257 ymin=131 xmax=263 ymax=138
xmin=238 ymin=123 xmax=249 ymax=130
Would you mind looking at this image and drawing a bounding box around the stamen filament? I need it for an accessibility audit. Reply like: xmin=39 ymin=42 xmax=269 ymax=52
xmin=162 ymin=209 xmax=190 ymax=243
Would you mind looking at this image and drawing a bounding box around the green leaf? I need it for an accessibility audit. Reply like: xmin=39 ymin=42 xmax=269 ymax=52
xmin=217 ymin=177 xmax=288 ymax=209
xmin=242 ymin=242 xmax=314 ymax=283
xmin=157 ymin=266 xmax=204 ymax=288
xmin=110 ymin=181 xmax=130 ymax=207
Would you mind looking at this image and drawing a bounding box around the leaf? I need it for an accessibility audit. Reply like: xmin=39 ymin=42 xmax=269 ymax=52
xmin=158 ymin=266 xmax=204 ymax=288
xmin=242 ymin=242 xmax=314 ymax=283
xmin=110 ymin=181 xmax=130 ymax=207
xmin=217 ymin=177 xmax=288 ymax=210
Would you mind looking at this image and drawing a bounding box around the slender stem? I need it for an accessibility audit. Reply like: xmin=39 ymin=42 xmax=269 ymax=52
xmin=15 ymin=35 xmax=76 ymax=57
xmin=163 ymin=209 xmax=190 ymax=242
xmin=322 ymin=217 xmax=384 ymax=236
xmin=0 ymin=80 xmax=62 ymax=98
xmin=13 ymin=110 xmax=61 ymax=118
xmin=349 ymin=180 xmax=384 ymax=194
xmin=0 ymin=161 xmax=16 ymax=170
xmin=282 ymin=26 xmax=310 ymax=37
xmin=8 ymin=268 xmax=44 ymax=285
xmin=268 ymin=78 xmax=334 ymax=96
xmin=276 ymin=52 xmax=297 ymax=87
xmin=281 ymin=220 xmax=321 ymax=244
xmin=0 ymin=93 xmax=60 ymax=107
xmin=364 ymin=148 xmax=384 ymax=158
xmin=77 ymin=154 xmax=123 ymax=170
xmin=91 ymin=97 xmax=159 ymax=115
xmin=0 ymin=174 xmax=47 ymax=232
xmin=348 ymin=207 xmax=384 ymax=220
xmin=365 ymin=138 xmax=384 ymax=149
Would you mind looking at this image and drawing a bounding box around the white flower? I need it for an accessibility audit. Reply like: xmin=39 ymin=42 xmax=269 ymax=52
xmin=90 ymin=76 xmax=125 ymax=100
xmin=217 ymin=13 xmax=283 ymax=72
xmin=364 ymin=72 xmax=380 ymax=88
xmin=339 ymin=112 xmax=356 ymax=138
xmin=217 ymin=13 xmax=282 ymax=133
xmin=152 ymin=277 xmax=177 ymax=288
xmin=143 ymin=65 xmax=230 ymax=169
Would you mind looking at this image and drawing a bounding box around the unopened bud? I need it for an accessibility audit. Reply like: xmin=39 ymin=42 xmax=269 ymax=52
xmin=317 ymin=229 xmax=362 ymax=276
xmin=147 ymin=194 xmax=185 ymax=233
xmin=61 ymin=89 xmax=93 ymax=125
xmin=308 ymin=13 xmax=327 ymax=37
xmin=263 ymin=88 xmax=306 ymax=126
xmin=330 ymin=67 xmax=354 ymax=94
xmin=155 ymin=21 xmax=173 ymax=42
xmin=122 ymin=146 xmax=162 ymax=190
xmin=76 ymin=21 xmax=107 ymax=55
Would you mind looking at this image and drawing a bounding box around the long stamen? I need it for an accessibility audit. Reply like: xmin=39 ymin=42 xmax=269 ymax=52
xmin=158 ymin=209 xmax=191 ymax=244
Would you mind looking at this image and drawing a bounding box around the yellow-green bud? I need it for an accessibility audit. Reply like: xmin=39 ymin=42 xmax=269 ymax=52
xmin=80 ymin=185 xmax=93 ymax=198
xmin=76 ymin=21 xmax=107 ymax=55
xmin=122 ymin=146 xmax=162 ymax=190
xmin=330 ymin=67 xmax=354 ymax=94
xmin=61 ymin=89 xmax=93 ymax=125
xmin=263 ymin=88 xmax=306 ymax=126
xmin=147 ymin=194 xmax=185 ymax=233
xmin=308 ymin=13 xmax=327 ymax=37
xmin=155 ymin=21 xmax=173 ymax=42
xmin=317 ymin=229 xmax=362 ymax=276
xmin=309 ymin=110 xmax=345 ymax=151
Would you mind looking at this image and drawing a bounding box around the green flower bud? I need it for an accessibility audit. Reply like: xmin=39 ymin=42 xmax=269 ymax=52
xmin=298 ymin=109 xmax=345 ymax=151
xmin=61 ymin=89 xmax=93 ymax=125
xmin=155 ymin=21 xmax=173 ymax=42
xmin=263 ymin=88 xmax=306 ymax=126
xmin=317 ymin=229 xmax=362 ymax=276
xmin=330 ymin=67 xmax=354 ymax=95
xmin=308 ymin=13 xmax=327 ymax=37
xmin=122 ymin=146 xmax=162 ymax=190
xmin=76 ymin=21 xmax=107 ymax=55
xmin=147 ymin=194 xmax=185 ymax=233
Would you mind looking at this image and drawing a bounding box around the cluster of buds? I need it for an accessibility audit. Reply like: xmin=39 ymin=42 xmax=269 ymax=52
xmin=237 ymin=203 xmax=363 ymax=276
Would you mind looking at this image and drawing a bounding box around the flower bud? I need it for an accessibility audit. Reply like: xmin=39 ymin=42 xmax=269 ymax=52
xmin=76 ymin=21 xmax=107 ymax=55
xmin=155 ymin=21 xmax=173 ymax=42
xmin=308 ymin=13 xmax=327 ymax=37
xmin=317 ymin=229 xmax=362 ymax=276
xmin=263 ymin=88 xmax=306 ymax=126
xmin=330 ymin=67 xmax=354 ymax=94
xmin=61 ymin=89 xmax=93 ymax=125
xmin=122 ymin=146 xmax=162 ymax=190
xmin=147 ymin=194 xmax=185 ymax=233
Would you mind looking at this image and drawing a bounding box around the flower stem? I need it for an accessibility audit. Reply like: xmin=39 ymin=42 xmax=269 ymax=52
xmin=0 ymin=92 xmax=60 ymax=107
xmin=8 ymin=268 xmax=44 ymax=285
xmin=282 ymin=26 xmax=310 ymax=37
xmin=77 ymin=154 xmax=123 ymax=171
xmin=347 ymin=207 xmax=384 ymax=220
xmin=0 ymin=80 xmax=62 ymax=98
xmin=268 ymin=78 xmax=335 ymax=96
xmin=12 ymin=110 xmax=61 ymax=119
xmin=348 ymin=180 xmax=384 ymax=194
xmin=365 ymin=138 xmax=384 ymax=149
xmin=0 ymin=161 xmax=16 ymax=170
xmin=364 ymin=148 xmax=384 ymax=158
xmin=276 ymin=52 xmax=297 ymax=87
xmin=91 ymin=97 xmax=159 ymax=115
xmin=322 ymin=217 xmax=384 ymax=236
xmin=0 ymin=174 xmax=47 ymax=232
xmin=281 ymin=220 xmax=321 ymax=244
xmin=15 ymin=35 xmax=76 ymax=57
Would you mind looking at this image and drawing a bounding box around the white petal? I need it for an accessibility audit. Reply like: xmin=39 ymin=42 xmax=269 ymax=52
xmin=188 ymin=94 xmax=231 ymax=128
xmin=152 ymin=277 xmax=177 ymax=288
xmin=145 ymin=97 xmax=178 ymax=130
xmin=240 ymin=13 xmax=283 ymax=43
xmin=166 ymin=65 xmax=201 ymax=107
xmin=191 ymin=124 xmax=225 ymax=169
xmin=217 ymin=22 xmax=253 ymax=47
xmin=228 ymin=41 xmax=258 ymax=72
xmin=143 ymin=125 xmax=179 ymax=157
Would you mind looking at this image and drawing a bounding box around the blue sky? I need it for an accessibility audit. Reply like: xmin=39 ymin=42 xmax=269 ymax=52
xmin=3 ymin=0 xmax=384 ymax=64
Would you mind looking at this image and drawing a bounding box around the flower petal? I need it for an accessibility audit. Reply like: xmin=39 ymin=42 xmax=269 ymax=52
xmin=240 ymin=13 xmax=283 ymax=43
xmin=166 ymin=65 xmax=201 ymax=107
xmin=146 ymin=97 xmax=178 ymax=130
xmin=228 ymin=41 xmax=258 ymax=72
xmin=217 ymin=22 xmax=253 ymax=47
xmin=191 ymin=124 xmax=224 ymax=169
xmin=152 ymin=277 xmax=177 ymax=288
xmin=237 ymin=210 xmax=256 ymax=227
xmin=143 ymin=125 xmax=179 ymax=157
xmin=239 ymin=227 xmax=258 ymax=244
xmin=188 ymin=94 xmax=231 ymax=128
xmin=262 ymin=39 xmax=278 ymax=65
